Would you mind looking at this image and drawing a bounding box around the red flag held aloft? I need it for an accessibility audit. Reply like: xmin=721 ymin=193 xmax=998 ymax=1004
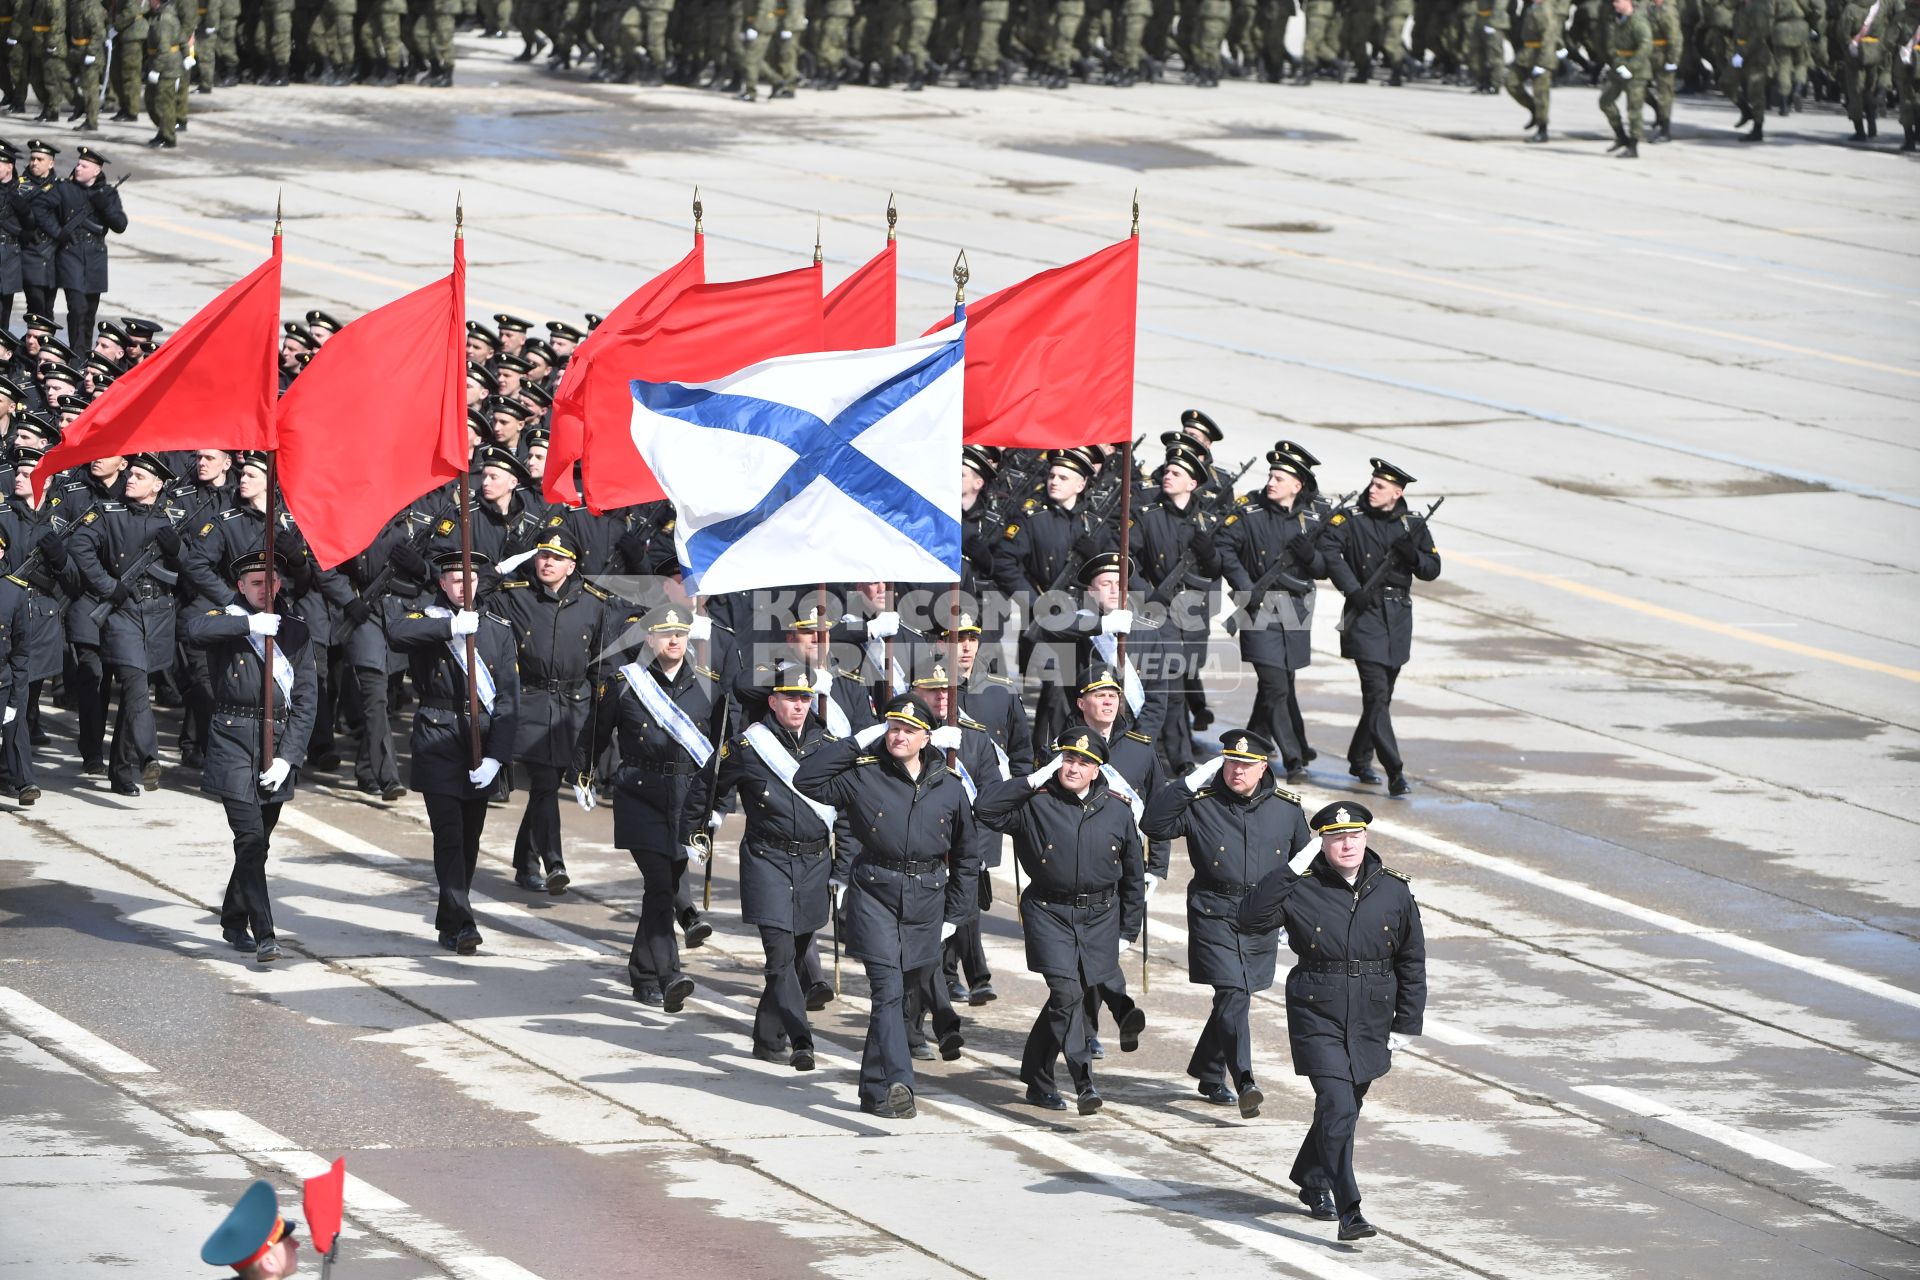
xmin=302 ymin=1158 xmax=345 ymax=1256
xmin=925 ymin=237 xmax=1138 ymax=450
xmin=824 ymin=240 xmax=896 ymax=351
xmin=277 ymin=237 xmax=468 ymax=569
xmin=31 ymin=237 xmax=282 ymax=503
xmin=574 ymin=264 xmax=826 ymax=512
xmin=544 ymin=238 xmax=706 ymax=508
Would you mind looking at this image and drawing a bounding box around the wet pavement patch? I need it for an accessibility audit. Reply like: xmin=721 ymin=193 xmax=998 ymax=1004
xmin=1011 ymin=139 xmax=1247 ymax=170
xmin=1664 ymin=715 xmax=1882 ymax=741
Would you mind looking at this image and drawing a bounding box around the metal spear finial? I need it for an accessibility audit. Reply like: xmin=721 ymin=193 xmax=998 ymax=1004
xmin=952 ymin=250 xmax=969 ymax=306
xmin=886 ymin=193 xmax=897 ymax=243
xmin=1131 ymin=188 xmax=1139 ymax=238
xmin=814 ymin=214 xmax=822 ymax=266
xmin=455 ymin=191 xmax=464 ymax=240
xmin=693 ymin=186 xmax=703 ymax=237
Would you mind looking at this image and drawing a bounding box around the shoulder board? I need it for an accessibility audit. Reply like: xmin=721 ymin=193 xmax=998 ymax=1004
xmin=1222 ymin=513 xmax=1238 ymax=526
xmin=959 ymin=714 xmax=988 ymax=732
xmin=483 ymin=612 xmax=509 ymax=626
xmin=1194 ymin=786 xmax=1215 ymax=798
xmin=218 ymin=508 xmax=248 ymax=521
xmin=581 ymin=581 xmax=612 ymax=600
xmin=162 ymin=506 xmax=185 ymax=520
xmin=203 ymin=607 xmax=223 ymax=615
xmin=1003 ymin=522 xmax=1020 ymax=539
xmin=1384 ymin=867 xmax=1412 ymax=883
xmin=1329 ymin=512 xmax=1346 ymax=525
xmin=1274 ymin=786 xmax=1301 ymax=805
xmin=696 ymin=665 xmax=717 ymax=680
xmin=1235 ymin=493 xmax=1250 ymax=505
xmin=853 ymin=754 xmax=879 ymax=765
xmin=498 ymin=579 xmax=529 ymax=589
xmin=100 ymin=501 xmax=125 ymax=511
xmin=1124 ymin=730 xmax=1151 ymax=744
xmin=978 ymin=672 xmax=1014 ymax=688
xmin=5 ymin=574 xmax=25 ymax=588
xmin=59 ymin=480 xmax=87 ymax=492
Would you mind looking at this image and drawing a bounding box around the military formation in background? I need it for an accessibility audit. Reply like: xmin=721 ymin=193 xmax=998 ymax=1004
xmin=0 ymin=0 xmax=1911 ymax=147
xmin=0 ymin=299 xmax=1436 ymax=1237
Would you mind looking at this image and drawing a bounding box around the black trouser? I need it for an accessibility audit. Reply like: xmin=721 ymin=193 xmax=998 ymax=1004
xmin=108 ymin=662 xmax=156 ymax=790
xmin=220 ymin=798 xmax=283 ymax=941
xmin=904 ymin=960 xmax=960 ymax=1049
xmin=180 ymin=646 xmax=213 ymax=754
xmin=1 ymin=679 xmax=34 ymax=790
xmin=798 ymin=934 xmax=826 ymax=989
xmin=63 ymin=289 xmax=100 ymax=353
xmin=422 ymin=791 xmax=487 ymax=938
xmin=1157 ymin=630 xmax=1206 ymax=771
xmin=1250 ymin=661 xmax=1306 ymax=769
xmin=351 ymin=665 xmax=399 ymax=789
xmin=0 ymin=290 xmax=13 ymax=329
xmin=942 ymin=916 xmax=991 ymax=989
xmin=627 ymin=848 xmax=684 ymax=992
xmin=69 ymin=644 xmax=111 ymax=764
xmin=859 ymin=958 xmax=910 ymax=1108
xmin=1285 ymin=666 xmax=1312 ymax=761
xmin=1291 ymin=1075 xmax=1371 ymax=1212
xmin=306 ymin=642 xmax=336 ymax=760
xmin=1187 ymin=985 xmax=1254 ymax=1088
xmin=1023 ymin=971 xmax=1094 ymax=1094
xmin=1347 ymin=659 xmax=1403 ymax=777
xmin=24 ymin=282 xmax=55 ymax=321
xmin=755 ymin=925 xmax=816 ymax=1054
xmin=1030 ymin=680 xmax=1067 ymax=760
xmin=512 ymin=762 xmax=563 ymax=873
xmin=1082 ymin=967 xmax=1137 ymax=1037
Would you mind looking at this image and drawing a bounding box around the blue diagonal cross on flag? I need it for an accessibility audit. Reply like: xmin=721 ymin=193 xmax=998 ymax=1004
xmin=627 ymin=323 xmax=965 ymax=596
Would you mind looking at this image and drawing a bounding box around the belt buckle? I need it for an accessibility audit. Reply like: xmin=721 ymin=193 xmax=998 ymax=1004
xmin=1347 ymin=960 xmax=1362 ymax=977
xmin=1074 ymin=892 xmax=1091 ymax=909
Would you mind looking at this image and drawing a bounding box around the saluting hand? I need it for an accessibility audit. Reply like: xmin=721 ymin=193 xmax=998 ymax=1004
xmin=1183 ymin=755 xmax=1225 ymax=793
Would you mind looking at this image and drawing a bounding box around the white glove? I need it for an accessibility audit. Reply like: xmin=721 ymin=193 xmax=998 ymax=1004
xmin=1482 ymin=23 xmax=1494 ymax=31
xmin=1144 ymin=875 xmax=1160 ymax=902
xmin=1389 ymin=1032 xmax=1407 ymax=1053
xmin=2 ymin=707 xmax=15 ymax=725
xmin=1613 ymin=63 xmax=1632 ymax=79
xmin=831 ymin=879 xmax=847 ymax=909
xmin=1901 ymin=43 xmax=1913 ymax=63
xmin=1027 ymin=756 xmax=1063 ymax=789
xmin=4 ymin=38 xmax=16 ymax=46
xmin=204 ymin=24 xmax=217 ymax=33
xmin=258 ymin=758 xmax=291 ymax=789
xmin=184 ymin=54 xmax=197 ymax=68
xmin=683 ymin=842 xmax=706 ymax=867
xmin=688 ymin=615 xmax=712 ymax=642
xmin=854 ymin=722 xmax=887 ymax=748
xmin=1663 ymin=61 xmax=1677 ymax=70
xmin=1099 ymin=609 xmax=1133 ymax=636
xmin=707 ymin=809 xmax=724 ymax=831
xmin=1118 ymin=937 xmax=1134 ymax=954
xmin=940 ymin=920 xmax=957 ymax=941
xmin=1731 ymin=52 xmax=1743 ymax=66
xmin=573 ymin=781 xmax=597 ymax=812
xmin=1531 ymin=64 xmax=1546 ymax=75
xmin=449 ymin=610 xmax=480 ymax=636
xmin=811 ymin=669 xmax=834 ymax=697
xmin=744 ymin=24 xmax=758 ymax=39
xmin=146 ymin=68 xmax=159 ymax=83
xmin=867 ymin=611 xmax=899 ymax=640
xmin=1183 ymin=756 xmax=1225 ymax=793
xmin=930 ymin=725 xmax=963 ymax=751
xmin=247 ymin=611 xmax=280 ymax=636
xmin=83 ymin=53 xmax=96 ymax=64
xmin=778 ymin=27 xmax=792 ymax=37
xmin=1554 ymin=45 xmax=1567 ymax=57
xmin=468 ymin=757 xmax=502 ymax=788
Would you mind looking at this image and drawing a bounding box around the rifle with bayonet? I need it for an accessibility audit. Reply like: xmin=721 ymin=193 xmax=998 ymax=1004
xmin=86 ymin=491 xmax=220 ymax=628
xmin=1222 ymin=488 xmax=1357 ymax=637
xmin=1335 ymin=496 xmax=1445 ymax=634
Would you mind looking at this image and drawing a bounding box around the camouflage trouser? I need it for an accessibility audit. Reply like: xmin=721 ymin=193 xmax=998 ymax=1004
xmin=1894 ymin=40 xmax=1915 ymax=126
xmin=28 ymin=36 xmax=69 ymax=110
xmin=812 ymin=0 xmax=851 ymax=65
xmin=1107 ymin=0 xmax=1147 ymax=64
xmin=1648 ymin=42 xmax=1674 ymax=120
xmin=1771 ymin=30 xmax=1807 ymax=95
xmin=1043 ymin=0 xmax=1080 ymax=64
xmin=253 ymin=0 xmax=293 ymax=67
xmin=1187 ymin=0 xmax=1225 ymax=65
xmin=145 ymin=62 xmax=185 ymax=138
xmin=1599 ymin=64 xmax=1645 ymax=134
xmin=1250 ymin=0 xmax=1288 ymax=74
xmin=479 ymin=0 xmax=510 ymax=28
xmin=1738 ymin=43 xmax=1770 ymax=109
xmin=68 ymin=43 xmax=101 ymax=123
xmin=1506 ymin=50 xmax=1549 ymax=119
xmin=1300 ymin=0 xmax=1336 ymax=61
xmin=1467 ymin=4 xmax=1503 ymax=80
xmin=190 ymin=5 xmax=218 ymax=83
xmin=1840 ymin=51 xmax=1882 ymax=121
xmin=111 ymin=28 xmax=143 ymax=106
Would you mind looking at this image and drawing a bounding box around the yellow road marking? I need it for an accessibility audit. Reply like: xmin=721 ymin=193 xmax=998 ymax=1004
xmin=1453 ymin=550 xmax=1920 ymax=683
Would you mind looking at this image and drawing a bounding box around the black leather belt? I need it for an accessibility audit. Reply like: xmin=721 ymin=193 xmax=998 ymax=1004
xmin=862 ymin=854 xmax=943 ymax=875
xmin=1299 ymin=958 xmax=1393 ymax=976
xmin=1032 ymin=886 xmax=1116 ymax=909
xmin=130 ymin=582 xmax=166 ymax=601
xmin=214 ymin=703 xmax=288 ymax=720
xmin=1193 ymin=878 xmax=1256 ymax=897
xmin=526 ymin=677 xmax=586 ymax=692
xmin=760 ymin=835 xmax=829 ymax=856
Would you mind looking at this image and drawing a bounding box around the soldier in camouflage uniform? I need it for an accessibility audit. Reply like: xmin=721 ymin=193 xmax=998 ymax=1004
xmin=1834 ymin=0 xmax=1885 ymax=136
xmin=251 ymin=0 xmax=290 ymax=79
xmin=1892 ymin=0 xmax=1919 ymax=149
xmin=1643 ymin=0 xmax=1679 ymax=136
xmin=22 ymin=0 xmax=70 ymax=122
xmin=1507 ymin=0 xmax=1557 ymax=137
xmin=1730 ymin=0 xmax=1772 ymax=136
xmin=1769 ymin=0 xmax=1810 ymax=106
xmin=66 ymin=0 xmax=107 ymax=128
xmin=142 ymin=0 xmax=183 ymax=145
xmin=1293 ymin=0 xmax=1336 ymax=79
xmin=1598 ymin=0 xmax=1650 ymax=153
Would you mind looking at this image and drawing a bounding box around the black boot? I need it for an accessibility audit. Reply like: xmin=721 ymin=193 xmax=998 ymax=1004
xmin=1851 ymin=117 xmax=1866 ymax=140
xmin=1619 ymin=137 xmax=1638 ymax=157
xmin=1866 ymin=112 xmax=1877 ymax=137
xmin=1740 ymin=118 xmax=1763 ymax=141
xmin=1526 ymin=122 xmax=1548 ymax=142
xmin=1607 ymin=124 xmax=1628 ymax=151
xmin=1654 ymin=117 xmax=1670 ymax=142
xmin=1903 ymin=123 xmax=1917 ymax=153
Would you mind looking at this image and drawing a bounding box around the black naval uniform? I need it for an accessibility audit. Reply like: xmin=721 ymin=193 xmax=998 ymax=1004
xmin=1240 ymin=846 xmax=1426 ymax=1218
xmin=941 ymin=695 xmax=1025 ymax=999
xmin=50 ymin=169 xmax=128 ymax=353
xmin=45 ymin=467 xmax=122 ymax=768
xmin=387 ymin=595 xmax=521 ymax=948
xmin=713 ymin=710 xmax=852 ymax=1060
xmin=0 ymin=568 xmax=30 ymax=790
xmin=991 ymin=494 xmax=1110 ymax=754
xmin=1129 ymin=493 xmax=1221 ymax=771
xmin=577 ymin=646 xmax=721 ymax=1003
xmin=0 ymin=178 xmax=56 ymax=330
xmin=18 ymin=161 xmax=58 ymax=321
xmin=1142 ymin=761 xmax=1311 ymax=1104
xmin=68 ymin=493 xmax=184 ymax=792
xmin=1320 ymin=499 xmax=1441 ymax=786
xmin=180 ymin=596 xmax=319 ymax=952
xmin=337 ymin=513 xmax=431 ymax=796
xmin=1029 ymin=604 xmax=1170 ymax=757
xmin=975 ymin=767 xmax=1144 ymax=1105
xmin=794 ymin=730 xmax=978 ymax=1115
xmin=1080 ymin=719 xmax=1168 ymax=1047
xmin=1214 ymin=492 xmax=1327 ymax=774
xmin=489 ymin=571 xmax=617 ymax=887
xmin=0 ymin=501 xmax=64 ymax=795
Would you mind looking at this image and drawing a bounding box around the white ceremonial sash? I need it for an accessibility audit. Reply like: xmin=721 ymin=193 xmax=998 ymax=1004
xmin=860 ymin=635 xmax=910 ymax=696
xmin=1089 ymin=627 xmax=1146 ymax=716
xmin=622 ymin=661 xmax=713 ymax=767
xmin=813 ymin=672 xmax=852 ymax=739
xmin=425 ymin=606 xmax=497 ymax=713
xmin=225 ymin=604 xmax=294 ymax=703
xmin=1100 ymin=763 xmax=1146 ymax=825
xmin=742 ymin=722 xmax=838 ymax=828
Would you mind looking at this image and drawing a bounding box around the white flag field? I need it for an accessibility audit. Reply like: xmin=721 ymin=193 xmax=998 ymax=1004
xmin=626 ymin=323 xmax=966 ymax=597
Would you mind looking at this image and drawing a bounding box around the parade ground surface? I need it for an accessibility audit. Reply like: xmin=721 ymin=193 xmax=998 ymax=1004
xmin=4 ymin=39 xmax=1919 ymax=1278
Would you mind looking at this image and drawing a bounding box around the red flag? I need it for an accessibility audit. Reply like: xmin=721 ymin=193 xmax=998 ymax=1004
xmin=824 ymin=241 xmax=896 ymax=351
xmin=32 ymin=237 xmax=281 ymax=502
xmin=926 ymin=237 xmax=1138 ymax=449
xmin=544 ymin=238 xmax=706 ymax=508
xmin=575 ymin=264 xmax=826 ymax=512
xmin=302 ymin=1158 xmax=345 ymax=1256
xmin=277 ymin=238 xmax=467 ymax=569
